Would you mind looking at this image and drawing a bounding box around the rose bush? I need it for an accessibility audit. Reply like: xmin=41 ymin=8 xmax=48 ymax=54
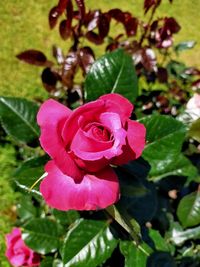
xmin=37 ymin=93 xmax=146 ymax=210
xmin=5 ymin=228 xmax=40 ymax=267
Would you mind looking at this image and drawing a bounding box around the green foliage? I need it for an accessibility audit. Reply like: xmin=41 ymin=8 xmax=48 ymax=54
xmin=177 ymin=191 xmax=200 ymax=228
xmin=139 ymin=115 xmax=197 ymax=182
xmin=120 ymin=241 xmax=148 ymax=267
xmin=85 ymin=49 xmax=138 ymax=102
xmin=61 ymin=219 xmax=118 ymax=267
xmin=14 ymin=156 xmax=48 ymax=196
xmin=23 ymin=218 xmax=60 ymax=254
xmin=0 ymin=97 xmax=39 ymax=143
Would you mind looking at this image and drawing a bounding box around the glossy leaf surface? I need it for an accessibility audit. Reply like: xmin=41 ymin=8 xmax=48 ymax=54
xmin=0 ymin=97 xmax=39 ymax=143
xmin=177 ymin=191 xmax=200 ymax=228
xmin=23 ymin=218 xmax=60 ymax=254
xmin=61 ymin=219 xmax=118 ymax=267
xmin=120 ymin=241 xmax=147 ymax=267
xmin=85 ymin=49 xmax=138 ymax=101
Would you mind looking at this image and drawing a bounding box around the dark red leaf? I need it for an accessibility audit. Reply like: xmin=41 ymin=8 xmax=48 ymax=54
xmin=124 ymin=16 xmax=138 ymax=36
xmin=66 ymin=0 xmax=73 ymax=22
xmin=133 ymin=47 xmax=157 ymax=72
xmin=16 ymin=50 xmax=53 ymax=67
xmin=144 ymin=0 xmax=162 ymax=14
xmin=78 ymin=46 xmax=95 ymax=75
xmin=108 ymin=9 xmax=125 ymax=23
xmin=144 ymin=0 xmax=156 ymax=14
xmin=49 ymin=6 xmax=61 ymax=29
xmin=41 ymin=68 xmax=60 ymax=92
xmin=62 ymin=51 xmax=78 ymax=88
xmin=52 ymin=45 xmax=64 ymax=64
xmin=57 ymin=0 xmax=68 ymax=13
xmin=98 ymin=13 xmax=110 ymax=38
xmin=59 ymin=19 xmax=72 ymax=40
xmin=192 ymin=79 xmax=200 ymax=90
xmin=164 ymin=17 xmax=181 ymax=34
xmin=75 ymin=0 xmax=85 ymax=20
xmin=85 ymin=10 xmax=100 ymax=31
xmin=157 ymin=67 xmax=168 ymax=83
xmin=85 ymin=31 xmax=104 ymax=45
xmin=106 ymin=42 xmax=119 ymax=52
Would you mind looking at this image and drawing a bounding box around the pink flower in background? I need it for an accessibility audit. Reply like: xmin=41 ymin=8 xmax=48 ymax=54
xmin=186 ymin=93 xmax=200 ymax=120
xmin=37 ymin=93 xmax=146 ymax=211
xmin=5 ymin=228 xmax=40 ymax=267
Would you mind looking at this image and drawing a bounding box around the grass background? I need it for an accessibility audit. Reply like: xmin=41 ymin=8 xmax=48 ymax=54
xmin=0 ymin=0 xmax=200 ymax=264
xmin=0 ymin=0 xmax=200 ymax=99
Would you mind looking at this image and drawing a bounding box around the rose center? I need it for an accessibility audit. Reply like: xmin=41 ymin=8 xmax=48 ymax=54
xmin=92 ymin=126 xmax=110 ymax=141
xmin=84 ymin=123 xmax=111 ymax=142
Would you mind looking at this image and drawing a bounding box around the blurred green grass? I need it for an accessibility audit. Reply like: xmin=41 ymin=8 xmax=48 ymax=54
xmin=0 ymin=0 xmax=200 ymax=99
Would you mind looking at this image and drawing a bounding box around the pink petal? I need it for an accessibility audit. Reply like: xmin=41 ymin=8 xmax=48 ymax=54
xmin=100 ymin=93 xmax=133 ymax=123
xmin=126 ymin=119 xmax=146 ymax=158
xmin=37 ymin=99 xmax=82 ymax=180
xmin=6 ymin=228 xmax=21 ymax=247
xmin=71 ymin=128 xmax=113 ymax=153
xmin=62 ymin=99 xmax=105 ymax=146
xmin=40 ymin=161 xmax=120 ymax=211
xmin=112 ymin=120 xmax=146 ymax=165
xmin=9 ymin=254 xmax=25 ymax=267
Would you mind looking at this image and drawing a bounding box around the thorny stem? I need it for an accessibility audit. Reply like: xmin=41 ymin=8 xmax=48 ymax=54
xmin=106 ymin=205 xmax=151 ymax=257
xmin=139 ymin=1 xmax=159 ymax=46
xmin=28 ymin=172 xmax=47 ymax=192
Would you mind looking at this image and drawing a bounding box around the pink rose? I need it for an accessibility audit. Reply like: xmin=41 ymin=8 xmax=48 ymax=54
xmin=37 ymin=93 xmax=146 ymax=210
xmin=186 ymin=93 xmax=200 ymax=120
xmin=5 ymin=228 xmax=40 ymax=267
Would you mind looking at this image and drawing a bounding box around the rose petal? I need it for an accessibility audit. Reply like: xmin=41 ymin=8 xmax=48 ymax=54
xmin=127 ymin=119 xmax=146 ymax=158
xmin=40 ymin=160 xmax=120 ymax=210
xmin=9 ymin=254 xmax=26 ymax=267
xmin=113 ymin=120 xmax=146 ymax=165
xmin=71 ymin=127 xmax=112 ymax=153
xmin=100 ymin=93 xmax=133 ymax=123
xmin=72 ymin=112 xmax=126 ymax=161
xmin=6 ymin=228 xmax=21 ymax=247
xmin=37 ymin=99 xmax=83 ymax=180
xmin=62 ymin=99 xmax=105 ymax=146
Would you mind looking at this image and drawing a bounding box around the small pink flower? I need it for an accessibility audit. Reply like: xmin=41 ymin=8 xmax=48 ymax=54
xmin=37 ymin=93 xmax=146 ymax=211
xmin=186 ymin=93 xmax=200 ymax=120
xmin=5 ymin=228 xmax=40 ymax=267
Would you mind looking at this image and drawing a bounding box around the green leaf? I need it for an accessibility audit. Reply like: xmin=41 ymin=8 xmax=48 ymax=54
xmin=116 ymin=164 xmax=157 ymax=224
xmin=14 ymin=156 xmax=48 ymax=196
xmin=148 ymin=154 xmax=198 ymax=183
xmin=17 ymin=195 xmax=37 ymax=221
xmin=139 ymin=115 xmax=186 ymax=180
xmin=120 ymin=241 xmax=148 ymax=267
xmin=148 ymin=229 xmax=173 ymax=253
xmin=177 ymin=191 xmax=200 ymax=228
xmin=0 ymin=97 xmax=39 ymax=143
xmin=22 ymin=218 xmax=60 ymax=254
xmin=85 ymin=49 xmax=138 ymax=101
xmin=188 ymin=119 xmax=200 ymax=142
xmin=40 ymin=257 xmax=54 ymax=267
xmin=106 ymin=205 xmax=141 ymax=244
xmin=147 ymin=252 xmax=176 ymax=267
xmin=174 ymin=41 xmax=196 ymax=52
xmin=61 ymin=219 xmax=118 ymax=267
xmin=52 ymin=209 xmax=80 ymax=225
xmin=168 ymin=222 xmax=200 ymax=246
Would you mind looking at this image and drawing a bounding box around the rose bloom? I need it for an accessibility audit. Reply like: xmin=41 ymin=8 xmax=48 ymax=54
xmin=37 ymin=93 xmax=146 ymax=210
xmin=186 ymin=93 xmax=200 ymax=120
xmin=5 ymin=228 xmax=40 ymax=267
